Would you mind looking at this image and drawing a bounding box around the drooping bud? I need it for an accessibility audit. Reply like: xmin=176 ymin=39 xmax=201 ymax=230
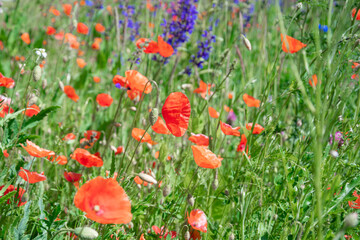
xmin=241 ymin=34 xmax=251 ymax=51
xmin=74 ymin=227 xmax=99 ymax=240
xmin=184 ymin=231 xmax=190 ymax=240
xmin=33 ymin=65 xmax=42 ymax=81
xmin=163 ymin=185 xmax=171 ymax=197
xmin=149 ymin=108 xmax=159 ymax=126
xmin=138 ymin=173 xmax=157 ymax=185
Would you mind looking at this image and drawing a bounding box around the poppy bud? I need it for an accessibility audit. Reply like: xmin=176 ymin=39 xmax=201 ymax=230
xmin=184 ymin=231 xmax=190 ymax=240
xmin=212 ymin=179 xmax=218 ymax=190
xmin=58 ymin=81 xmax=64 ymax=91
xmin=33 ymin=65 xmax=42 ymax=81
xmin=163 ymin=185 xmax=171 ymax=197
xmin=138 ymin=173 xmax=157 ymax=184
xmin=229 ymin=233 xmax=235 ymax=240
xmin=130 ymin=107 xmax=137 ymax=111
xmin=344 ymin=213 xmax=359 ymax=229
xmin=149 ymin=108 xmax=158 ymax=126
xmin=187 ymin=194 xmax=194 ymax=206
xmin=241 ymin=34 xmax=251 ymax=51
xmin=330 ymin=150 xmax=339 ymax=158
xmin=74 ymin=227 xmax=99 ymax=240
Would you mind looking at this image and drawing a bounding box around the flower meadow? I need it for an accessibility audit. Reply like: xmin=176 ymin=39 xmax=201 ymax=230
xmin=1 ymin=0 xmax=360 ymax=239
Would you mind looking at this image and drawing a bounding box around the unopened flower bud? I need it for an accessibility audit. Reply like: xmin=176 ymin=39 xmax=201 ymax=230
xmin=184 ymin=231 xmax=190 ymax=240
xmin=33 ymin=65 xmax=42 ymax=81
xmin=74 ymin=227 xmax=99 ymax=240
xmin=241 ymin=34 xmax=251 ymax=51
xmin=163 ymin=185 xmax=171 ymax=197
xmin=149 ymin=108 xmax=158 ymax=126
xmin=187 ymin=194 xmax=194 ymax=206
xmin=229 ymin=233 xmax=235 ymax=240
xmin=138 ymin=173 xmax=157 ymax=184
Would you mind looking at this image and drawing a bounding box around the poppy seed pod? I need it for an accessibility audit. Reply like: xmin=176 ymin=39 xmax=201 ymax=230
xmin=138 ymin=173 xmax=157 ymax=184
xmin=149 ymin=108 xmax=159 ymax=126
xmin=74 ymin=227 xmax=99 ymax=240
xmin=184 ymin=231 xmax=190 ymax=240
xmin=163 ymin=185 xmax=171 ymax=197
xmin=33 ymin=65 xmax=42 ymax=81
xmin=242 ymin=34 xmax=251 ymax=51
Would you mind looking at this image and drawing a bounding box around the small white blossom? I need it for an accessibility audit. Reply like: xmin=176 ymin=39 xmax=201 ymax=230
xmin=35 ymin=48 xmax=47 ymax=59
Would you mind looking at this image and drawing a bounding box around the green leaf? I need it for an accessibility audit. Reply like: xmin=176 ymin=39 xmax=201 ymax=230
xmin=0 ymin=190 xmax=16 ymax=204
xmin=19 ymin=106 xmax=60 ymax=135
xmin=13 ymin=201 xmax=31 ymax=240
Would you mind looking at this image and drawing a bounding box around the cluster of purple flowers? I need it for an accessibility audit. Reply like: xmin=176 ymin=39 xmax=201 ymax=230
xmin=329 ymin=131 xmax=344 ymax=147
xmin=119 ymin=4 xmax=140 ymax=41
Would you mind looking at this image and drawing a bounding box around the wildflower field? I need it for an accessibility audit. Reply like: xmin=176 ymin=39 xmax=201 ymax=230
xmin=1 ymin=0 xmax=360 ymax=239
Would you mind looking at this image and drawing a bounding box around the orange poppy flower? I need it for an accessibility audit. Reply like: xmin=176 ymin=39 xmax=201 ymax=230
xmin=64 ymin=171 xmax=82 ymax=183
xmin=0 ymin=73 xmax=15 ymax=88
xmin=3 ymin=149 xmax=9 ymax=158
xmin=131 ymin=128 xmax=157 ymax=145
xmin=71 ymin=148 xmax=103 ymax=167
xmin=127 ymin=89 xmax=141 ymax=100
xmin=309 ymin=74 xmax=318 ymax=87
xmin=281 ymin=34 xmax=307 ymax=53
xmin=21 ymin=33 xmax=31 ymax=45
xmin=115 ymin=146 xmax=123 ymax=155
xmin=93 ymin=76 xmax=101 ymax=83
xmin=208 ymin=106 xmax=219 ymax=118
xmin=151 ymin=116 xmax=170 ymax=135
xmin=243 ymin=94 xmax=260 ymax=108
xmin=157 ymin=36 xmax=174 ymax=58
xmin=113 ymin=75 xmax=128 ymax=88
xmin=95 ymin=23 xmax=106 ymax=33
xmin=20 ymin=140 xmax=55 ymax=158
xmin=64 ymin=85 xmax=79 ymax=102
xmin=162 ymin=92 xmax=191 ymax=137
xmin=194 ymin=80 xmax=214 ymax=99
xmin=18 ymin=167 xmax=46 ymax=183
xmin=136 ymin=38 xmax=159 ymax=54
xmin=349 ymin=191 xmax=360 ymax=209
xmin=46 ymin=26 xmax=56 ymax=35
xmin=51 ymin=155 xmax=68 ymax=165
xmin=24 ymin=104 xmax=40 ymax=117
xmin=228 ymin=93 xmax=233 ymax=99
xmin=76 ymin=58 xmax=87 ymax=68
xmin=49 ymin=6 xmax=60 ymax=16
xmin=246 ymin=123 xmax=264 ymax=134
xmin=237 ymin=134 xmax=247 ymax=152
xmin=152 ymin=226 xmax=177 ymax=239
xmin=63 ymin=4 xmax=72 ymax=16
xmin=220 ymin=121 xmax=241 ymax=136
xmin=191 ymin=145 xmax=222 ymax=169
xmin=134 ymin=176 xmax=145 ymax=185
xmin=91 ymin=41 xmax=100 ymax=50
xmin=125 ymin=70 xmax=152 ymax=94
xmin=0 ymin=185 xmax=26 ymax=207
xmin=96 ymin=93 xmax=113 ymax=107
xmin=77 ymin=22 xmax=89 ymax=35
xmin=74 ymin=176 xmax=132 ymax=224
xmin=352 ymin=8 xmax=360 ymax=20
xmin=187 ymin=209 xmax=208 ymax=233
xmin=188 ymin=133 xmax=209 ymax=146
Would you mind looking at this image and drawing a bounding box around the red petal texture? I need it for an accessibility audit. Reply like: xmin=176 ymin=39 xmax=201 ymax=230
xmin=191 ymin=145 xmax=222 ymax=169
xmin=281 ymin=34 xmax=307 ymax=53
xmin=64 ymin=171 xmax=82 ymax=182
xmin=20 ymin=140 xmax=55 ymax=158
xmin=162 ymin=92 xmax=191 ymax=137
xmin=208 ymin=106 xmax=219 ymax=118
xmin=96 ymin=93 xmax=113 ymax=107
xmin=246 ymin=123 xmax=264 ymax=134
xmin=151 ymin=116 xmax=170 ymax=135
xmin=18 ymin=167 xmax=47 ymax=183
xmin=64 ymin=86 xmax=79 ymax=102
xmin=157 ymin=36 xmax=174 ymax=57
xmin=136 ymin=38 xmax=159 ymax=53
xmin=74 ymin=176 xmax=132 ymax=224
xmin=188 ymin=209 xmax=208 ymax=233
xmin=125 ymin=70 xmax=152 ymax=94
xmin=70 ymin=148 xmax=103 ymax=167
xmin=243 ymin=94 xmax=260 ymax=108
xmin=220 ymin=121 xmax=241 ymax=137
xmin=188 ymin=133 xmax=209 ymax=146
xmin=0 ymin=185 xmax=26 ymax=206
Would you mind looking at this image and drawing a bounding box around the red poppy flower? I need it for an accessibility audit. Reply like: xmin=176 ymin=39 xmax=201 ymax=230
xmin=188 ymin=209 xmax=208 ymax=233
xmin=84 ymin=130 xmax=101 ymax=141
xmin=188 ymin=133 xmax=209 ymax=146
xmin=243 ymin=94 xmax=260 ymax=108
xmin=93 ymin=76 xmax=101 ymax=83
xmin=162 ymin=92 xmax=191 ymax=137
xmin=191 ymin=145 xmax=222 ymax=169
xmin=70 ymin=148 xmax=103 ymax=167
xmin=190 ymin=228 xmax=201 ymax=240
xmin=76 ymin=58 xmax=87 ymax=68
xmin=208 ymin=106 xmax=219 ymax=118
xmin=24 ymin=104 xmax=40 ymax=117
xmin=96 ymin=93 xmax=113 ymax=107
xmin=51 ymin=155 xmax=68 ymax=165
xmin=80 ymin=138 xmax=95 ymax=149
xmin=18 ymin=167 xmax=46 ymax=183
xmin=309 ymin=74 xmax=318 ymax=87
xmin=64 ymin=171 xmax=82 ymax=183
xmin=49 ymin=6 xmax=60 ymax=16
xmin=115 ymin=146 xmax=123 ymax=155
xmin=127 ymin=89 xmax=141 ymax=100
xmin=220 ymin=121 xmax=240 ymax=136
xmin=237 ymin=134 xmax=247 ymax=152
xmin=246 ymin=123 xmax=264 ymax=134
xmin=194 ymin=80 xmax=214 ymax=99
xmin=63 ymin=133 xmax=76 ymax=141
xmin=136 ymin=38 xmax=159 ymax=53
xmin=281 ymin=34 xmax=307 ymax=53
xmin=352 ymin=8 xmax=360 ymax=20
xmin=21 ymin=33 xmax=31 ymax=45
xmin=74 ymin=176 xmax=132 ymax=224
xmin=113 ymin=75 xmax=128 ymax=88
xmin=46 ymin=26 xmax=56 ymax=35
xmin=77 ymin=22 xmax=89 ymax=35
xmin=0 ymin=104 xmax=14 ymax=118
xmin=157 ymin=36 xmax=174 ymax=58
xmin=131 ymin=128 xmax=157 ymax=145
xmin=20 ymin=140 xmax=55 ymax=158
xmin=63 ymin=4 xmax=72 ymax=16
xmin=3 ymin=149 xmax=9 ymax=157
xmin=152 ymin=226 xmax=177 ymax=239
xmin=64 ymin=85 xmax=79 ymax=102
xmin=151 ymin=116 xmax=170 ymax=135
xmin=95 ymin=23 xmax=105 ymax=33
xmin=0 ymin=185 xmax=26 ymax=206
xmin=0 ymin=73 xmax=15 ymax=88
xmin=125 ymin=70 xmax=152 ymax=94
xmin=349 ymin=190 xmax=360 ymax=209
